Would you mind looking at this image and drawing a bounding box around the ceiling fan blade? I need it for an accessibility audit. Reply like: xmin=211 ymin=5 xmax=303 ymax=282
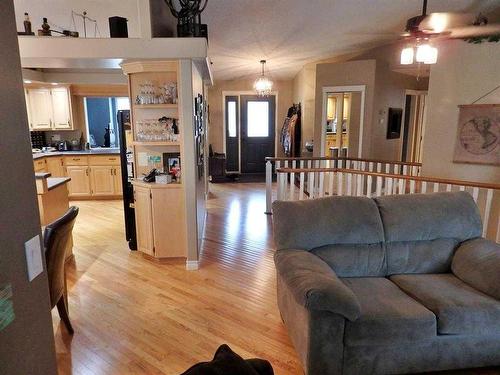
xmin=418 ymin=12 xmax=477 ymax=33
xmin=447 ymin=24 xmax=500 ymax=38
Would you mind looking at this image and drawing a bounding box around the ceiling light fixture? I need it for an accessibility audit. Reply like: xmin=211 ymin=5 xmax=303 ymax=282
xmin=51 ymin=82 xmax=58 ymax=85
xmin=253 ymin=60 xmax=273 ymax=97
xmin=400 ymin=40 xmax=438 ymax=65
xmin=23 ymin=79 xmax=32 ymax=84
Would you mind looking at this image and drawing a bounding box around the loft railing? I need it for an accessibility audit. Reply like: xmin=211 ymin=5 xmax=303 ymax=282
xmin=265 ymin=156 xmax=422 ymax=214
xmin=274 ymin=166 xmax=500 ymax=242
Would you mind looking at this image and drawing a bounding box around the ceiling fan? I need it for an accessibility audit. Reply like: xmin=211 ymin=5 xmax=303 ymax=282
xmin=399 ymin=0 xmax=500 ymax=64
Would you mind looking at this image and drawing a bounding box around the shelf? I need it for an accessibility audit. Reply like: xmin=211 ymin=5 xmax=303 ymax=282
xmin=133 ymin=104 xmax=178 ymax=109
xmin=132 ymin=141 xmax=180 ymax=146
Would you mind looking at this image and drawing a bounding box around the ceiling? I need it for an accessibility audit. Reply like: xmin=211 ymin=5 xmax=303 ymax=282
xmin=203 ymin=0 xmax=500 ymax=81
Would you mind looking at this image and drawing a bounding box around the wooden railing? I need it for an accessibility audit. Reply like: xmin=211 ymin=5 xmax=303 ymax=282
xmin=274 ymin=166 xmax=500 ymax=242
xmin=265 ymin=156 xmax=422 ymax=214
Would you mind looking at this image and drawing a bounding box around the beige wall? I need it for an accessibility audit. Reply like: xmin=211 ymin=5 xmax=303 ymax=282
xmin=292 ymin=63 xmax=316 ymax=153
xmin=357 ymin=44 xmax=428 ymax=160
xmin=295 ymin=43 xmax=427 ymax=159
xmin=208 ymin=79 xmax=293 ymax=157
xmin=422 ymin=40 xmax=500 ymax=183
xmin=314 ymin=59 xmax=376 ymax=157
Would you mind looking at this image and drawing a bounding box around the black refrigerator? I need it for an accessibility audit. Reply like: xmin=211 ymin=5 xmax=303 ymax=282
xmin=117 ymin=110 xmax=137 ymax=250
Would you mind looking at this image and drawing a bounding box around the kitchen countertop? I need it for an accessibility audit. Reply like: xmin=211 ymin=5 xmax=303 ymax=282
xmin=33 ymin=148 xmax=120 ymax=159
xmin=47 ymin=177 xmax=71 ymax=191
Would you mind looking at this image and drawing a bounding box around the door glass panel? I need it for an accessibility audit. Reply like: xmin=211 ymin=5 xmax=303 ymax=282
xmin=247 ymin=101 xmax=269 ymax=137
xmin=228 ymin=101 xmax=237 ymax=137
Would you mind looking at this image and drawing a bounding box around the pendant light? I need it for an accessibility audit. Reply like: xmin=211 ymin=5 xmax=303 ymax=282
xmin=253 ymin=60 xmax=273 ymax=97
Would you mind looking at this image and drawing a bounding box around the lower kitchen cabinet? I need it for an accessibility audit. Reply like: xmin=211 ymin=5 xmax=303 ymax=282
xmin=66 ymin=166 xmax=92 ymax=197
xmin=133 ymin=186 xmax=154 ymax=256
xmin=46 ymin=157 xmax=65 ymax=177
xmin=34 ymin=154 xmax=123 ymax=199
xmin=90 ymin=166 xmax=115 ymax=196
xmin=33 ymin=158 xmax=47 ymax=173
xmin=132 ymin=182 xmax=187 ymax=259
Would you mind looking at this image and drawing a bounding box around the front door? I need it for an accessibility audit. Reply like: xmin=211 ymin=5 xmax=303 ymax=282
xmin=240 ymin=95 xmax=275 ymax=173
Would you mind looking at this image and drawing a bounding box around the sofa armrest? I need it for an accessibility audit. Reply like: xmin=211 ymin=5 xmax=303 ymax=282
xmin=274 ymin=249 xmax=361 ymax=321
xmin=452 ymin=237 xmax=500 ymax=300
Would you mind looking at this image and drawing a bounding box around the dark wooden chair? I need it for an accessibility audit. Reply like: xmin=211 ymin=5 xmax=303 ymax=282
xmin=43 ymin=206 xmax=79 ymax=334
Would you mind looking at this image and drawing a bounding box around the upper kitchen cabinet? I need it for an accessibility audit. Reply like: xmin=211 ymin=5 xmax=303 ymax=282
xmin=51 ymin=87 xmax=72 ymax=129
xmin=27 ymin=88 xmax=52 ymax=129
xmin=25 ymin=86 xmax=73 ymax=130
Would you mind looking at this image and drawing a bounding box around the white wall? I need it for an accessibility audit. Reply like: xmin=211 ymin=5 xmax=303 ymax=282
xmin=421 ymin=40 xmax=500 ymax=184
xmin=14 ymin=0 xmax=140 ymax=37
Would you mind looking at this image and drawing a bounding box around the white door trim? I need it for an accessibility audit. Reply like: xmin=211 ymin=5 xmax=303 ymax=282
xmin=320 ymin=85 xmax=366 ymax=157
xmin=222 ymin=90 xmax=279 ymax=173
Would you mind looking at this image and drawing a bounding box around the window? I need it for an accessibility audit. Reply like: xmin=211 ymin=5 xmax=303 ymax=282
xmin=84 ymin=96 xmax=129 ymax=148
xmin=228 ymin=101 xmax=237 ymax=137
xmin=247 ymin=101 xmax=269 ymax=137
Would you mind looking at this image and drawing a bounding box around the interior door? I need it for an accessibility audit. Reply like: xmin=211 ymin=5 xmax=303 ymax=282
xmin=240 ymin=95 xmax=275 ymax=174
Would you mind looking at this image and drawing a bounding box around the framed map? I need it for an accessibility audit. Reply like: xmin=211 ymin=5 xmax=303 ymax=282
xmin=453 ymin=104 xmax=500 ymax=165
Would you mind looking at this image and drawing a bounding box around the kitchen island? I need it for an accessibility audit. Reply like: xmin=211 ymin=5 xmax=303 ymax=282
xmin=35 ymin=172 xmax=71 ymax=226
xmin=35 ymin=173 xmax=75 ymax=260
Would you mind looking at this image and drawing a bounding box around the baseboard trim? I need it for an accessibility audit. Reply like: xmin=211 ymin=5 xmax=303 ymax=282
xmin=185 ymin=260 xmax=199 ymax=271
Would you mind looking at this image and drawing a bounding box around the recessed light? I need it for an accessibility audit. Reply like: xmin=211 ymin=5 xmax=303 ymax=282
xmin=23 ymin=79 xmax=32 ymax=84
xmin=51 ymin=82 xmax=58 ymax=85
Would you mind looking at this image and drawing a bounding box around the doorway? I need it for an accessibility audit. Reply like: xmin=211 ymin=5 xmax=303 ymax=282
xmin=400 ymin=90 xmax=427 ymax=163
xmin=321 ymin=86 xmax=365 ymax=157
xmin=224 ymin=94 xmax=276 ymax=174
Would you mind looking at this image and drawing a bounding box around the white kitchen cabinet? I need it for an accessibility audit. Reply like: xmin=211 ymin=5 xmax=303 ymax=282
xmin=25 ymin=86 xmax=73 ymax=130
xmin=51 ymin=87 xmax=72 ymax=129
xmin=27 ymin=88 xmax=52 ymax=130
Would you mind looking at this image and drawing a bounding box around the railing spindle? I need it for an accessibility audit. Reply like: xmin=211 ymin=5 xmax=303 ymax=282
xmin=376 ymin=176 xmax=382 ymax=196
xmin=433 ymin=182 xmax=440 ymax=193
xmin=308 ymin=171 xmax=314 ymax=199
xmin=472 ymin=187 xmax=479 ymax=202
xmin=410 ymin=179 xmax=416 ymax=194
xmin=367 ymin=175 xmax=373 ymax=198
xmin=347 ymin=173 xmax=353 ymax=196
xmin=483 ymin=189 xmax=493 ymax=237
xmin=290 ymin=160 xmax=296 ymax=200
xmin=421 ymin=181 xmax=427 ymax=194
xmin=338 ymin=172 xmax=343 ymax=196
xmin=265 ymin=160 xmax=272 ymax=214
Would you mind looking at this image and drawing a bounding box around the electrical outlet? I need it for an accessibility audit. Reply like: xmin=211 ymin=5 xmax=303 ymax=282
xmin=24 ymin=235 xmax=43 ymax=282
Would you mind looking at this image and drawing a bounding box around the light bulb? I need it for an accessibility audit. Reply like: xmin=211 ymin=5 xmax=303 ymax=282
xmin=416 ymin=44 xmax=438 ymax=64
xmin=400 ymin=47 xmax=414 ymax=65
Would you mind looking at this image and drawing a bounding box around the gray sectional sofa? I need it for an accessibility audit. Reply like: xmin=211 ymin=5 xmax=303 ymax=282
xmin=272 ymin=192 xmax=500 ymax=375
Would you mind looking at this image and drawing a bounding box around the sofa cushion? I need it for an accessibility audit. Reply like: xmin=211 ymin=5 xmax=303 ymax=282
xmin=390 ymin=273 xmax=500 ymax=335
xmin=272 ymin=196 xmax=384 ymax=251
xmin=375 ymin=192 xmax=482 ymax=275
xmin=341 ymin=277 xmax=436 ymax=346
xmin=452 ymin=238 xmax=500 ymax=300
xmin=311 ymin=243 xmax=386 ymax=277
xmin=386 ymin=238 xmax=459 ymax=275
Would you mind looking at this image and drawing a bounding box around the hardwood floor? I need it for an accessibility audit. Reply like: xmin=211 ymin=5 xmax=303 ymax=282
xmin=55 ymin=182 xmax=302 ymax=375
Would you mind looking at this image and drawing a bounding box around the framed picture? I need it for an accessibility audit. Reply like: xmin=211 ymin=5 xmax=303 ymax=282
xmin=163 ymin=152 xmax=181 ymax=180
xmin=453 ymin=104 xmax=500 ymax=165
xmin=386 ymin=108 xmax=403 ymax=139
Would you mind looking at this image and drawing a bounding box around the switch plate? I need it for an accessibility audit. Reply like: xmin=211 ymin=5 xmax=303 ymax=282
xmin=24 ymin=235 xmax=43 ymax=282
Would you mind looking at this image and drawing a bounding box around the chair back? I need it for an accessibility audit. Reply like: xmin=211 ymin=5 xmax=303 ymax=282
xmin=43 ymin=206 xmax=79 ymax=307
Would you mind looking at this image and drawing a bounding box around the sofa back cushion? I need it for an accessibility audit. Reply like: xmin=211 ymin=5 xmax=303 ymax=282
xmin=273 ymin=196 xmax=384 ymax=251
xmin=375 ymin=192 xmax=482 ymax=275
xmin=272 ymin=196 xmax=385 ymax=277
